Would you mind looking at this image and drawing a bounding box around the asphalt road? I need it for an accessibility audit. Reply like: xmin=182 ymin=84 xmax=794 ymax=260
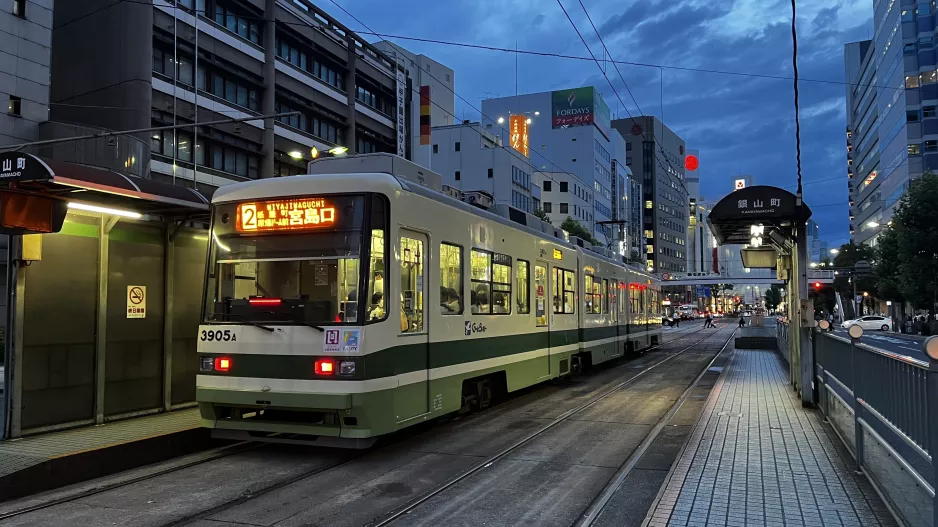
xmin=829 ymin=328 xmax=928 ymax=362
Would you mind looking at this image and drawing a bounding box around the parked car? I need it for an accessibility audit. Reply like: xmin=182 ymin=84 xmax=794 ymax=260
xmin=841 ymin=315 xmax=893 ymax=331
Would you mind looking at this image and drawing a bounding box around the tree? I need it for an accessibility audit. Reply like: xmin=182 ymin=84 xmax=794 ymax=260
xmin=832 ymin=241 xmax=877 ymax=300
xmin=892 ymin=172 xmax=938 ymax=312
xmin=874 ymin=225 xmax=903 ymax=306
xmin=532 ymin=208 xmax=551 ymax=224
xmin=764 ymin=284 xmax=783 ymax=311
xmin=560 ymin=216 xmax=598 ymax=245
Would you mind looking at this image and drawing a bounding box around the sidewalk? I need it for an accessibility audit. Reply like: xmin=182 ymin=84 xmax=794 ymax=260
xmin=0 ymin=407 xmax=211 ymax=501
xmin=644 ymin=347 xmax=897 ymax=527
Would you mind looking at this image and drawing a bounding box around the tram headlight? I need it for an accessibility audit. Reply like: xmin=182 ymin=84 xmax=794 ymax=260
xmin=200 ymin=356 xmax=214 ymax=372
xmin=315 ymin=358 xmax=336 ymax=375
xmin=339 ymin=361 xmax=356 ymax=376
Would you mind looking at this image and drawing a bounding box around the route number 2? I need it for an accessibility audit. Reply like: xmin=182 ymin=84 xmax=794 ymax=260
xmin=201 ymin=329 xmax=236 ymax=342
xmin=241 ymin=204 xmax=257 ymax=230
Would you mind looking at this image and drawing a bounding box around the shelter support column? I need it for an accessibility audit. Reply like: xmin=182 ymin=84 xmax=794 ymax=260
xmin=94 ymin=216 xmax=119 ymax=424
xmin=797 ymin=225 xmax=815 ymax=406
xmin=789 ymin=241 xmax=802 ymax=393
xmin=162 ymin=222 xmax=175 ymax=411
xmin=5 ymin=236 xmax=25 ymax=438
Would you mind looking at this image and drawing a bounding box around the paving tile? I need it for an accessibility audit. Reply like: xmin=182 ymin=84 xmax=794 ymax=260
xmin=642 ymin=346 xmax=898 ymax=527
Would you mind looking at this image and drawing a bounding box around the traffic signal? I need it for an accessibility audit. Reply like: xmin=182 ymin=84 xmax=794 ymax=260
xmin=814 ymin=282 xmax=822 ymax=290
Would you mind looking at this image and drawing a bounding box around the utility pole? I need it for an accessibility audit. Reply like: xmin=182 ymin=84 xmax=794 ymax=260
xmin=261 ymin=0 xmax=277 ymax=178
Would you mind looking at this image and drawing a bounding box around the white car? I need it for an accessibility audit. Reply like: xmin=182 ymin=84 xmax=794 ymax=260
xmin=841 ymin=315 xmax=893 ymax=331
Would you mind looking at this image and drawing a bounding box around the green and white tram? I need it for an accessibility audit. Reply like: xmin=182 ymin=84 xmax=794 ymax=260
xmin=197 ymin=154 xmax=663 ymax=447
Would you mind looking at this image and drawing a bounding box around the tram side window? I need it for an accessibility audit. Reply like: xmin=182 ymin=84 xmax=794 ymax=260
xmin=400 ymin=236 xmax=424 ymax=332
xmin=585 ymin=275 xmax=602 ymax=314
xmin=492 ymin=253 xmax=512 ymax=314
xmin=367 ymin=196 xmax=388 ymax=323
xmin=439 ymin=243 xmax=463 ymax=315
xmin=553 ymin=267 xmax=575 ymax=314
xmin=517 ymin=260 xmax=530 ymax=314
xmin=630 ymin=286 xmax=641 ymax=324
xmin=534 ymin=264 xmax=547 ymax=325
xmin=602 ymin=279 xmax=610 ymax=314
xmin=471 ymin=250 xmax=512 ymax=315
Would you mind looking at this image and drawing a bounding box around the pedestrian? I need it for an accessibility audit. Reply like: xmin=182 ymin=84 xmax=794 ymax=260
xmin=828 ymin=313 xmax=834 ymax=332
xmin=738 ymin=315 xmax=746 ymax=328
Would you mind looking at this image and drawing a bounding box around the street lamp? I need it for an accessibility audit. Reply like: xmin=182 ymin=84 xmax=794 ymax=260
xmin=830 ymin=248 xmax=839 ymax=255
xmin=867 ymin=221 xmax=880 ymax=228
xmin=497 ymin=117 xmax=505 ymax=124
xmin=810 ymin=262 xmax=818 ymax=268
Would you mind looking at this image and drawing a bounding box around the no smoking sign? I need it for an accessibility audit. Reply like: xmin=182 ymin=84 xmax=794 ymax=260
xmin=127 ymin=285 xmax=147 ymax=319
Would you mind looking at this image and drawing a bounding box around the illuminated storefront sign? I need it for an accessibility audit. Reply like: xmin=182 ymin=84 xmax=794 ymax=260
xmin=237 ymin=198 xmax=337 ymax=232
xmin=509 ymin=115 xmax=530 ymax=157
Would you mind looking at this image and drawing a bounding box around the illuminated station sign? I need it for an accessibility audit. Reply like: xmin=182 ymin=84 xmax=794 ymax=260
xmin=236 ymin=197 xmax=337 ymax=232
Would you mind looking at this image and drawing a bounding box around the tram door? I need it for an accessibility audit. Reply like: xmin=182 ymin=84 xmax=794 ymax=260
xmin=609 ymin=279 xmax=619 ymax=354
xmin=396 ymin=230 xmax=429 ymax=422
xmin=534 ymin=262 xmax=550 ymax=377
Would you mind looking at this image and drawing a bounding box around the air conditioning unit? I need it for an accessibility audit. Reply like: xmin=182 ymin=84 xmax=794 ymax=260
xmin=463 ymin=190 xmax=494 ymax=210
xmin=441 ymin=184 xmax=463 ymax=200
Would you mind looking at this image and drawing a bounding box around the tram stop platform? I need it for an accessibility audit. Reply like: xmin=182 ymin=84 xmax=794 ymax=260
xmin=641 ymin=347 xmax=897 ymax=527
xmin=0 ymin=408 xmax=212 ymax=502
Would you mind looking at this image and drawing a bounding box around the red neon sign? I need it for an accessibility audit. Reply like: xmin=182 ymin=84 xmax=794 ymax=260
xmin=236 ymin=197 xmax=337 ymax=233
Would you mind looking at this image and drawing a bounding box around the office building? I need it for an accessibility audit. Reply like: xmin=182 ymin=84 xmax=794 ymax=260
xmin=611 ymin=116 xmax=688 ymax=273
xmin=1 ymin=0 xmax=52 ymax=145
xmin=373 ymin=40 xmax=455 ymax=170
xmin=844 ymin=39 xmax=881 ymax=245
xmin=50 ymin=0 xmax=408 ymax=191
xmin=480 ymin=87 xmax=624 ymax=249
xmin=430 ymin=122 xmax=538 ymax=213
xmin=844 ymin=0 xmax=938 ymax=246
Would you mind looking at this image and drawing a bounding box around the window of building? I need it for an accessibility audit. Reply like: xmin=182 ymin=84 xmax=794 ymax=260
xmin=920 ymin=36 xmax=934 ymax=49
xmin=552 ymin=267 xmax=575 ymax=314
xmin=432 ymin=144 xmax=438 ymax=154
xmin=543 ymin=180 xmax=552 ymax=192
xmin=919 ymin=2 xmax=932 ymax=15
xmin=923 ymin=71 xmax=938 ymax=85
xmin=12 ymin=0 xmax=24 ymax=17
xmin=516 ymin=260 xmax=530 ymax=314
xmin=357 ymin=137 xmax=377 ymax=154
xmin=488 ymin=168 xmax=493 ymax=178
xmin=543 ymin=202 xmax=552 ymax=213
xmin=905 ymin=43 xmax=917 ymax=54
xmin=645 ymin=200 xmax=653 ymax=209
xmin=455 ymin=142 xmax=461 ymax=152
xmin=214 ymin=4 xmax=261 ymax=44
xmin=470 ymin=250 xmax=511 ymax=315
xmin=276 ymin=37 xmax=345 ymax=91
xmin=907 ymin=75 xmax=921 ymax=88
xmin=908 ymin=110 xmax=920 ymax=122
xmin=560 ymin=203 xmax=568 ymax=213
xmin=355 ymin=84 xmax=392 ymax=116
xmin=925 ymin=106 xmax=937 ymax=118
xmin=8 ymin=95 xmax=20 ymax=116
xmin=902 ymin=8 xmax=913 ymax=21
xmin=560 ymin=181 xmax=568 ymax=192
xmin=453 ymin=170 xmax=460 ymax=181
xmin=925 ymin=140 xmax=938 ymax=152
xmin=440 ymin=243 xmax=463 ymax=315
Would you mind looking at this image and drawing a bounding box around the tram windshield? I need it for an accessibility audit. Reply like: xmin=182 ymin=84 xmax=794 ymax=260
xmin=203 ymin=194 xmax=387 ymax=325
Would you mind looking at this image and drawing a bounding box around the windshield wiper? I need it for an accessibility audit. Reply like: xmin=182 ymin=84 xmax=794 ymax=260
xmin=209 ymin=312 xmax=275 ymax=332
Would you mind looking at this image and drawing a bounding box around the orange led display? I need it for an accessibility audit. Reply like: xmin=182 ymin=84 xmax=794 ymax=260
xmin=236 ymin=197 xmax=337 ymax=232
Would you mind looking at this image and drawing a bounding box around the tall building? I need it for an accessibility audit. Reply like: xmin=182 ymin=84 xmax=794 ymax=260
xmin=429 ymin=122 xmax=538 ymax=213
xmin=480 ymin=88 xmax=625 ymax=249
xmin=1 ymin=0 xmax=52 ymax=145
xmin=843 ymin=39 xmax=879 ymax=245
xmin=50 ymin=0 xmax=408 ymax=191
xmin=611 ymin=116 xmax=688 ymax=273
xmin=373 ymin=40 xmax=454 ymax=170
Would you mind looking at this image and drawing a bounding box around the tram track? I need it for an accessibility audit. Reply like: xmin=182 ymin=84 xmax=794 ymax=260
xmin=0 ymin=324 xmax=711 ymax=526
xmin=368 ymin=325 xmax=736 ymax=527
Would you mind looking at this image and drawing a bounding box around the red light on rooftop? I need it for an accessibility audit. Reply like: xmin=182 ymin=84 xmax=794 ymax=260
xmin=684 ymin=154 xmax=699 ymax=171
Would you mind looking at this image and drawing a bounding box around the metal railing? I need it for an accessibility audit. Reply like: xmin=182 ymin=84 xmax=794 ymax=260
xmin=815 ymin=332 xmax=934 ymax=526
xmin=30 ymin=121 xmax=151 ymax=179
xmin=776 ymin=319 xmax=790 ymax=364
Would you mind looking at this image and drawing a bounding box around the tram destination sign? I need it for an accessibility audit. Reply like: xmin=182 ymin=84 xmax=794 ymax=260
xmin=236 ymin=197 xmax=337 ymax=233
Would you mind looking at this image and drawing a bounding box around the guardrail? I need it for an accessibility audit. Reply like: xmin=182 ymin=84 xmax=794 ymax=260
xmin=815 ymin=332 xmax=933 ymax=526
xmin=776 ymin=320 xmax=790 ymax=365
